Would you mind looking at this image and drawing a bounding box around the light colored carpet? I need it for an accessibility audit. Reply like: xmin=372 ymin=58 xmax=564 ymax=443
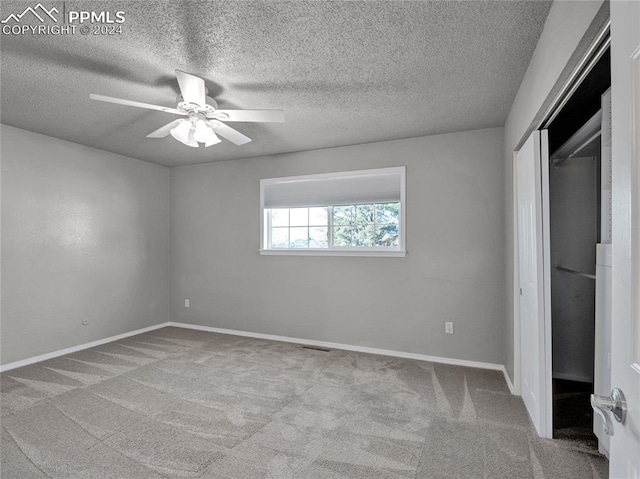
xmin=1 ymin=326 xmax=608 ymax=478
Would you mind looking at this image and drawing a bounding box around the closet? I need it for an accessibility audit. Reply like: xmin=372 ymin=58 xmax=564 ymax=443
xmin=546 ymin=49 xmax=611 ymax=451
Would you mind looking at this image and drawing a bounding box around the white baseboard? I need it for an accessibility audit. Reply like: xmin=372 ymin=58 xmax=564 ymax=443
xmin=1 ymin=320 xmax=514 ymax=396
xmin=168 ymin=321 xmax=506 ymax=372
xmin=501 ymin=366 xmax=517 ymax=395
xmin=0 ymin=322 xmax=171 ymax=372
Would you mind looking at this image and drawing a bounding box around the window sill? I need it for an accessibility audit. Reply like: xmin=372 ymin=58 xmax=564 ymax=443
xmin=259 ymin=249 xmax=406 ymax=257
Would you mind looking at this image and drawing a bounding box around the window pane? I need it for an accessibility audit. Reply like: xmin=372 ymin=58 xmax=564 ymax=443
xmin=289 ymin=227 xmax=309 ymax=248
xmin=271 ymin=209 xmax=289 ymax=227
xmin=332 ymin=226 xmax=353 ymax=247
xmin=309 ymin=227 xmax=328 ymax=248
xmin=290 ymin=208 xmax=308 ymax=227
xmin=271 ymin=227 xmax=289 ymax=248
xmin=268 ymin=203 xmax=400 ymax=250
xmin=375 ymin=203 xmax=400 ymax=224
xmin=332 ymin=205 xmax=353 ymax=225
xmin=355 ymin=204 xmax=374 ymax=224
xmin=354 ymin=225 xmax=374 ymax=247
xmin=375 ymin=224 xmax=399 ymax=247
xmin=309 ymin=207 xmax=328 ymax=226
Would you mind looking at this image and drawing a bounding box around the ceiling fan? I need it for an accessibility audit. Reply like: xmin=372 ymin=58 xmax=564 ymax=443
xmin=90 ymin=70 xmax=285 ymax=148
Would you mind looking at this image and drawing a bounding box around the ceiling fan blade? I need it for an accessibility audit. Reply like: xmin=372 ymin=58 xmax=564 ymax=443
xmin=90 ymin=94 xmax=184 ymax=115
xmin=212 ymin=109 xmax=285 ymax=123
xmin=213 ymin=122 xmax=252 ymax=145
xmin=147 ymin=119 xmax=183 ymax=138
xmin=175 ymin=70 xmax=206 ymax=106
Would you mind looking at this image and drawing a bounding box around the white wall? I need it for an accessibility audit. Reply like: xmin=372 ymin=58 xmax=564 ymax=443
xmin=170 ymin=128 xmax=505 ymax=365
xmin=0 ymin=125 xmax=170 ymax=365
xmin=503 ymin=0 xmax=608 ymax=382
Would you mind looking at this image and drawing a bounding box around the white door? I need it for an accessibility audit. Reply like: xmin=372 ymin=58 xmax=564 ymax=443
xmin=600 ymin=2 xmax=640 ymax=477
xmin=516 ymin=130 xmax=551 ymax=438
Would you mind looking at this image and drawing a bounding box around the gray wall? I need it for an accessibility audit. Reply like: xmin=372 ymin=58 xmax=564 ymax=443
xmin=1 ymin=125 xmax=169 ymax=365
xmin=170 ymin=128 xmax=505 ymax=365
xmin=502 ymin=0 xmax=607 ymax=382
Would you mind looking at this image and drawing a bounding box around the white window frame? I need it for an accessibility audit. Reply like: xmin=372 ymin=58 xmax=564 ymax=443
xmin=259 ymin=167 xmax=406 ymax=257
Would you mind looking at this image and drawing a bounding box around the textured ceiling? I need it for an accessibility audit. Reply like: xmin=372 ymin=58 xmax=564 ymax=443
xmin=1 ymin=1 xmax=552 ymax=167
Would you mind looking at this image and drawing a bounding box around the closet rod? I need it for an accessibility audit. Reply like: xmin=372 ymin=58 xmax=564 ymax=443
xmin=550 ymin=110 xmax=602 ymax=165
xmin=554 ymin=265 xmax=596 ymax=280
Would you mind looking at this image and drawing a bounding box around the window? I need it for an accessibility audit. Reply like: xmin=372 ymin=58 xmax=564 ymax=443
xmin=260 ymin=167 xmax=406 ymax=256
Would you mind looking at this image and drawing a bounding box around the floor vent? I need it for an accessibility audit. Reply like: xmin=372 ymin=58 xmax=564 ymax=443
xmin=302 ymin=345 xmax=331 ymax=352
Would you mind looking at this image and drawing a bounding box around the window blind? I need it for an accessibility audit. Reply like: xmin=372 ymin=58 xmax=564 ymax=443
xmin=262 ymin=167 xmax=404 ymax=209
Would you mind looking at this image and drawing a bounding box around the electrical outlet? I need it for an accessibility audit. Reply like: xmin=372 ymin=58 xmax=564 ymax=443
xmin=445 ymin=322 xmax=453 ymax=334
xmin=184 ymin=299 xmax=190 ymax=308
xmin=81 ymin=319 xmax=89 ymax=326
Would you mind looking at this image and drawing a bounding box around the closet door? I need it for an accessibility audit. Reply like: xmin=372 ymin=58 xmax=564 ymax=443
xmin=602 ymin=2 xmax=640 ymax=475
xmin=516 ymin=130 xmax=552 ymax=438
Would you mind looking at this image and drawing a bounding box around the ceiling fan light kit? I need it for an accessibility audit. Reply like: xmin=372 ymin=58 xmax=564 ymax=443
xmin=90 ymin=70 xmax=285 ymax=149
xmin=170 ymin=119 xmax=193 ymax=144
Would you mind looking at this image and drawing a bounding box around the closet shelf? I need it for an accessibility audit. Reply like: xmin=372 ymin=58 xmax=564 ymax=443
xmin=554 ymin=265 xmax=596 ymax=280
